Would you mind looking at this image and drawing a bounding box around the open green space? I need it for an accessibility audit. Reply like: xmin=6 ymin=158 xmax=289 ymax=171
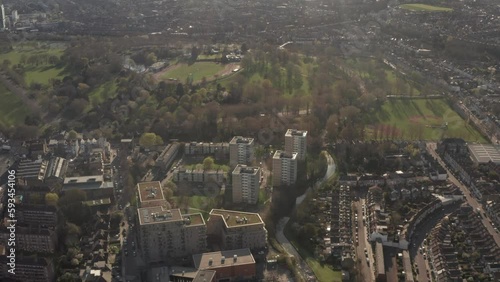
xmin=366 ymin=98 xmax=487 ymax=142
xmin=284 ymin=222 xmax=342 ymax=282
xmin=161 ymin=62 xmax=225 ymax=83
xmin=88 ymin=80 xmax=118 ymax=106
xmin=400 ymin=3 xmax=453 ymax=12
xmin=0 ymin=82 xmax=28 ymax=127
xmin=0 ymin=46 xmax=65 ymax=86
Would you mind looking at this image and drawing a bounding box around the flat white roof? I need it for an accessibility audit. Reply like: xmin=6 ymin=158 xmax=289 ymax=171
xmin=468 ymin=144 xmax=500 ymax=164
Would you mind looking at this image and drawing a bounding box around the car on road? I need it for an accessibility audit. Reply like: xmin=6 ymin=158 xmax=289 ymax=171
xmin=124 ymin=251 xmax=128 ymax=256
xmin=133 ymin=251 xmax=137 ymax=257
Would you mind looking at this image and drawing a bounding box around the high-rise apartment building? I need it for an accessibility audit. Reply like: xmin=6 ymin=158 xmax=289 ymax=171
xmin=285 ymin=129 xmax=307 ymax=161
xmin=272 ymin=150 xmax=297 ymax=187
xmin=232 ymin=165 xmax=261 ymax=205
xmin=206 ymin=209 xmax=267 ymax=251
xmin=137 ymin=208 xmax=207 ymax=263
xmin=229 ymin=137 xmax=254 ymax=167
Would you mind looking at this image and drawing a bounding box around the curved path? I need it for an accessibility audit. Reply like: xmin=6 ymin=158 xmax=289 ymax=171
xmin=276 ymin=151 xmax=336 ymax=282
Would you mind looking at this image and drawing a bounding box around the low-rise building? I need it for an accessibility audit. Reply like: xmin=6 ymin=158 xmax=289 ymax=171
xmin=172 ymin=167 xmax=226 ymax=185
xmin=63 ymin=175 xmax=114 ymax=201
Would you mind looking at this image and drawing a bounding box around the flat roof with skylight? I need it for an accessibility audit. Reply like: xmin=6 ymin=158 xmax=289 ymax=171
xmin=232 ymin=164 xmax=260 ymax=175
xmin=285 ymin=129 xmax=307 ymax=137
xmin=209 ymin=209 xmax=263 ymax=228
xmin=468 ymin=144 xmax=500 ymax=164
xmin=137 ymin=181 xmax=165 ymax=204
xmin=273 ymin=150 xmax=297 ymax=160
xmin=193 ymin=248 xmax=255 ymax=269
xmin=230 ymin=136 xmax=254 ymax=144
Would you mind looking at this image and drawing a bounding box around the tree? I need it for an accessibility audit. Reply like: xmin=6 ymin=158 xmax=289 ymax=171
xmin=65 ymin=222 xmax=81 ymax=236
xmin=45 ymin=193 xmax=59 ymax=207
xmin=203 ymin=156 xmax=215 ymax=170
xmin=241 ymin=43 xmax=248 ymax=54
xmin=139 ymin=132 xmax=159 ymax=148
xmin=67 ymin=130 xmax=78 ymax=140
xmin=145 ymin=52 xmax=157 ymax=66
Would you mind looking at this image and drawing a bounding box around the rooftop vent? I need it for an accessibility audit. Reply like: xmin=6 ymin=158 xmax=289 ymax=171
xmin=233 ymin=254 xmax=237 ymax=262
xmin=221 ymin=256 xmax=225 ymax=264
xmin=208 ymin=257 xmax=213 ymax=266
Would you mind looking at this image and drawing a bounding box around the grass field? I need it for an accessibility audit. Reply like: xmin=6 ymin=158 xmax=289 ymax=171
xmin=400 ymin=3 xmax=453 ymax=12
xmin=0 ymin=82 xmax=28 ymax=127
xmin=161 ymin=62 xmax=225 ymax=82
xmin=88 ymin=81 xmax=118 ymax=106
xmin=366 ymin=99 xmax=487 ymax=142
xmin=0 ymin=47 xmax=65 ymax=86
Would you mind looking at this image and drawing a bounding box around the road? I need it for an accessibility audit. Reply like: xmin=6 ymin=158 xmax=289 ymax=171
xmin=427 ymin=142 xmax=500 ymax=247
xmin=275 ymin=151 xmax=336 ymax=281
xmin=409 ymin=201 xmax=462 ymax=282
xmin=353 ymin=198 xmax=375 ymax=282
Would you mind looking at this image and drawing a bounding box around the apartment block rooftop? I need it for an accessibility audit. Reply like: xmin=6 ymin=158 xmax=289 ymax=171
xmin=285 ymin=129 xmax=308 ymax=137
xmin=193 ymin=248 xmax=255 ymax=269
xmin=138 ymin=207 xmax=205 ymax=226
xmin=137 ymin=181 xmax=165 ymax=204
xmin=273 ymin=150 xmax=297 ymax=160
xmin=209 ymin=209 xmax=263 ymax=228
xmin=232 ymin=164 xmax=260 ymax=175
xmin=230 ymin=136 xmax=254 ymax=144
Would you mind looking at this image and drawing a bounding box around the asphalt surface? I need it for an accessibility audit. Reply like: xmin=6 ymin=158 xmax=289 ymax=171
xmin=427 ymin=142 xmax=500 ymax=247
xmin=353 ymin=198 xmax=375 ymax=282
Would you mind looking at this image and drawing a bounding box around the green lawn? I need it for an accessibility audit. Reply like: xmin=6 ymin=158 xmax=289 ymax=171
xmin=0 ymin=82 xmax=28 ymax=127
xmin=25 ymin=66 xmax=65 ymax=86
xmin=366 ymin=99 xmax=487 ymax=142
xmin=400 ymin=3 xmax=453 ymax=12
xmin=284 ymin=222 xmax=342 ymax=282
xmin=88 ymin=80 xmax=118 ymax=106
xmin=0 ymin=47 xmax=65 ymax=86
xmin=161 ymin=62 xmax=225 ymax=83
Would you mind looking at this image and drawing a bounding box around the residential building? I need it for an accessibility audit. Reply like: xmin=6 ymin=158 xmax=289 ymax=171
xmin=173 ymin=167 xmax=226 ymax=185
xmin=0 ymin=254 xmax=55 ymax=282
xmin=137 ymin=208 xmax=206 ymax=263
xmin=17 ymin=204 xmax=58 ymax=227
xmin=285 ymin=129 xmax=307 ymax=161
xmin=231 ymin=165 xmax=261 ymax=205
xmin=206 ymin=209 xmax=267 ymax=251
xmin=16 ymin=159 xmax=48 ymax=187
xmin=192 ymin=248 xmax=256 ymax=282
xmin=155 ymin=142 xmax=180 ymax=169
xmin=229 ymin=137 xmax=254 ymax=167
xmin=0 ymin=225 xmax=57 ymax=253
xmin=272 ymin=150 xmax=297 ymax=187
xmin=169 ymin=267 xmax=216 ymax=282
xmin=185 ymin=142 xmax=229 ymax=160
xmin=44 ymin=157 xmax=68 ymax=186
xmin=25 ymin=139 xmax=48 ymax=159
xmin=63 ymin=175 xmax=114 ymax=201
xmin=137 ymin=181 xmax=168 ymax=208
